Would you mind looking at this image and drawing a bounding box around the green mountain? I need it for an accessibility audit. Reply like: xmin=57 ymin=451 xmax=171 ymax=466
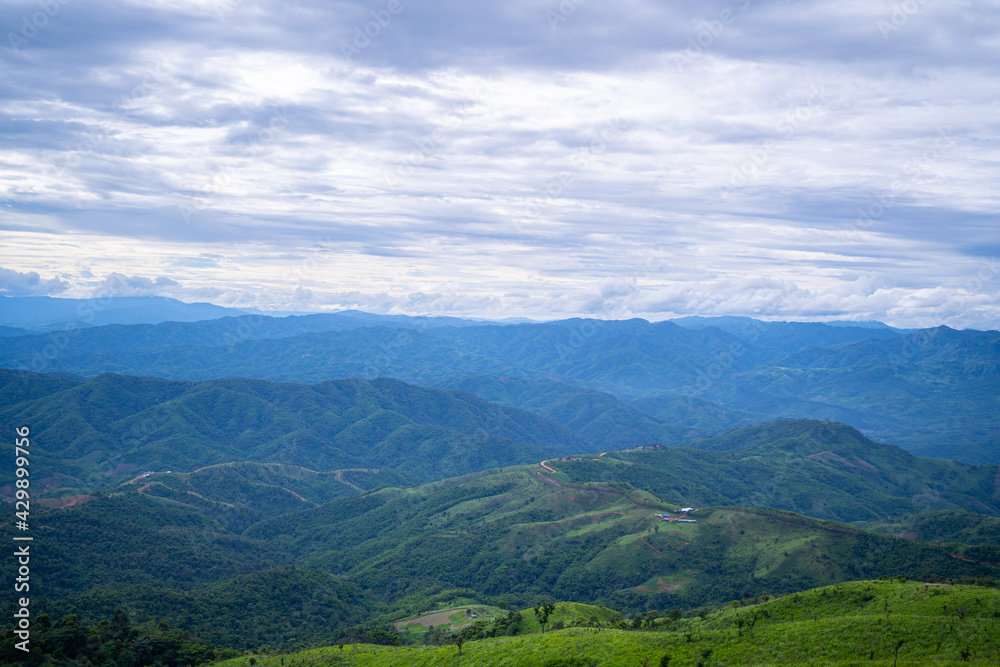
xmin=569 ymin=420 xmax=1000 ymax=521
xmin=34 ymin=566 xmax=372 ymax=652
xmin=4 ymin=418 xmax=999 ymax=652
xmin=434 ymin=375 xmax=688 ymax=449
xmin=245 ymin=462 xmax=997 ymax=613
xmin=2 ymin=315 xmax=995 ymax=461
xmin=698 ymin=326 xmax=1000 ymax=459
xmin=858 ymin=509 xmax=1000 ymax=547
xmin=0 ymin=310 xmax=486 ymax=364
xmin=122 ymin=461 xmax=411 ymax=531
xmin=0 ymin=325 xmax=30 ymax=337
xmin=20 ymin=493 xmax=290 ymax=599
xmin=0 ymin=370 xmax=593 ymax=490
xmin=671 ymin=315 xmax=904 ymax=354
xmin=628 ymin=391 xmax=767 ymax=439
xmin=0 ymin=317 xmax=829 ymax=389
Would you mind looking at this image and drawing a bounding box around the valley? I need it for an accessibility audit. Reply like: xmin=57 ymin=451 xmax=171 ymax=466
xmin=1 ymin=311 xmax=998 ymax=665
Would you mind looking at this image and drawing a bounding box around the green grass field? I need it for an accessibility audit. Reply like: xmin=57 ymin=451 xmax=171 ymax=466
xmin=212 ymin=581 xmax=1000 ymax=666
xmin=394 ymin=605 xmax=506 ymax=639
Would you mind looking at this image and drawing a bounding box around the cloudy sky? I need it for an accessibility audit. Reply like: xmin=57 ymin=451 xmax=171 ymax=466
xmin=1 ymin=0 xmax=998 ymax=328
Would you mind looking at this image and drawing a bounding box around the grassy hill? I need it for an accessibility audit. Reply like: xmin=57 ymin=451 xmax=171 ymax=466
xmin=561 ymin=420 xmax=1000 ymax=522
xmin=244 ymin=460 xmax=997 ymax=616
xmin=3 ymin=462 xmax=998 ymax=652
xmin=201 ymin=580 xmax=1000 ymax=666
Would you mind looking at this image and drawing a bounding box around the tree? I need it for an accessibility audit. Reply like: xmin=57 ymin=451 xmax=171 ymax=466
xmin=112 ymin=609 xmax=130 ymax=632
xmin=534 ymin=602 xmax=556 ymax=632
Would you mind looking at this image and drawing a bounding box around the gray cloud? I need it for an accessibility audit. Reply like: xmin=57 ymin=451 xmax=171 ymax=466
xmin=0 ymin=0 xmax=998 ymax=329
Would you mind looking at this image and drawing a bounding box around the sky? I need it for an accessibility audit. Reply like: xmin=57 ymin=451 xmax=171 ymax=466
xmin=1 ymin=0 xmax=998 ymax=329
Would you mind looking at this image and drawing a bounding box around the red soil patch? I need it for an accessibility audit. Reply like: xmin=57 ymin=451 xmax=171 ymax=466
xmin=36 ymin=495 xmax=94 ymax=509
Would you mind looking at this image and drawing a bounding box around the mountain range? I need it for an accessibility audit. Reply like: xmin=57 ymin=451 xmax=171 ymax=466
xmin=1 ymin=301 xmax=999 ymax=661
xmin=0 ymin=295 xmax=247 ymax=331
xmin=4 ymin=413 xmax=998 ymax=649
xmin=1 ymin=304 xmax=996 ymax=462
xmin=0 ymin=369 xmax=594 ymax=492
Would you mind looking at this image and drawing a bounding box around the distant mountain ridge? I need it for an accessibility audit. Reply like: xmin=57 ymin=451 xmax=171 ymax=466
xmin=0 ymin=295 xmax=247 ymax=330
xmin=0 ymin=311 xmax=996 ymax=462
xmin=0 ymin=369 xmax=594 ymax=491
xmin=591 ymin=419 xmax=1000 ymax=521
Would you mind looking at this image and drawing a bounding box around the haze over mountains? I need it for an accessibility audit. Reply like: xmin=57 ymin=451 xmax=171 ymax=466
xmin=1 ymin=299 xmax=997 ymax=463
xmin=2 ymin=298 xmax=999 ymax=658
xmin=0 ymin=295 xmax=249 ymax=331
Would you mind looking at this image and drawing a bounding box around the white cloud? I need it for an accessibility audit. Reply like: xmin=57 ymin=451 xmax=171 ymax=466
xmin=0 ymin=0 xmax=998 ymax=328
xmin=0 ymin=266 xmax=69 ymax=296
xmin=93 ymin=272 xmax=179 ymax=297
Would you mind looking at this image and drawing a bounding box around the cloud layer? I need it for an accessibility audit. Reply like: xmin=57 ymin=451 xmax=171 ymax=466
xmin=1 ymin=0 xmax=998 ymax=328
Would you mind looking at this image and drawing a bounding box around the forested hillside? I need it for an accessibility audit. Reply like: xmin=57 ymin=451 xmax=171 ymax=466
xmin=2 ymin=312 xmax=996 ymax=461
xmin=0 ymin=370 xmax=593 ymax=490
xmin=4 ymin=421 xmax=998 ymax=652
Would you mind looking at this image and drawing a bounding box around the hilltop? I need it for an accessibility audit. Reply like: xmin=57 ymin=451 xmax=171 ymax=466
xmin=574 ymin=419 xmax=1000 ymax=521
xmin=191 ymin=580 xmax=1000 ymax=666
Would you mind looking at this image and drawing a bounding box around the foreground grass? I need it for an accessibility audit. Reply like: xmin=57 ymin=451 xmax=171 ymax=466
xmin=214 ymin=581 xmax=1000 ymax=666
